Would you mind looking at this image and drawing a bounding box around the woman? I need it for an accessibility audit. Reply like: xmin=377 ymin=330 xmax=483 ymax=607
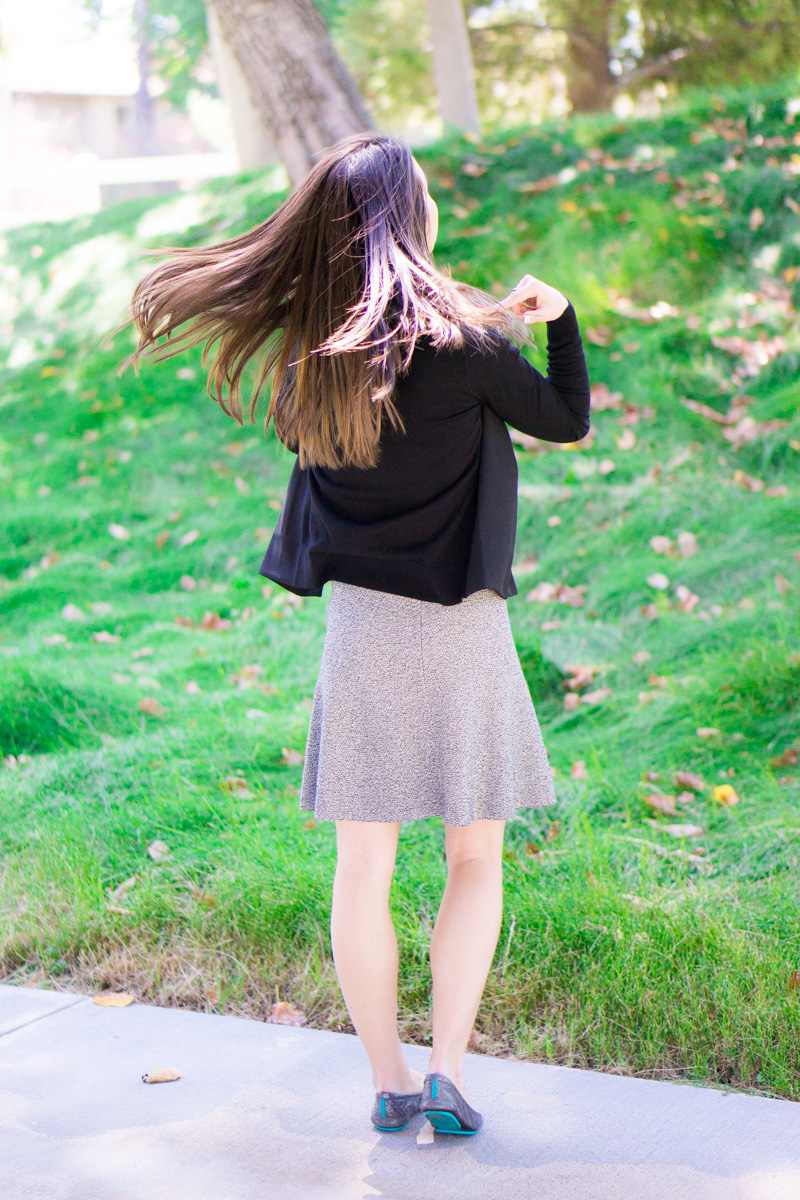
xmin=128 ymin=133 xmax=590 ymax=1136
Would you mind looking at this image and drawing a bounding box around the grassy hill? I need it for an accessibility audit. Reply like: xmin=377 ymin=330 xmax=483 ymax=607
xmin=1 ymin=83 xmax=799 ymax=1099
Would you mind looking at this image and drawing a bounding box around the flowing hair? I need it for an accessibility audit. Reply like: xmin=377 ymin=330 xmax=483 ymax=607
xmin=125 ymin=133 xmax=521 ymax=470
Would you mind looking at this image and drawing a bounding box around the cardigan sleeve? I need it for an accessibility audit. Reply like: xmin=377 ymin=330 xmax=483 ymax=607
xmin=470 ymin=302 xmax=591 ymax=443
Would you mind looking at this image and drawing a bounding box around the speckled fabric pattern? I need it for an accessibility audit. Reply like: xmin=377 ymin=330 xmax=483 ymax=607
xmin=300 ymin=581 xmax=557 ymax=826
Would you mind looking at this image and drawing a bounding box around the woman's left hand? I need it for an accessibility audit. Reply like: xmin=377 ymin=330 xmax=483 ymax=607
xmin=499 ymin=274 xmax=569 ymax=323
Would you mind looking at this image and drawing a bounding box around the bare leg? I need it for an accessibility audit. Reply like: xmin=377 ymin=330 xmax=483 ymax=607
xmin=428 ymin=819 xmax=506 ymax=1097
xmin=330 ymin=819 xmax=424 ymax=1094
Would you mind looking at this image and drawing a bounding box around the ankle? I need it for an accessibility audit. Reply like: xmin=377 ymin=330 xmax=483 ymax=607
xmin=427 ymin=1057 xmax=465 ymax=1090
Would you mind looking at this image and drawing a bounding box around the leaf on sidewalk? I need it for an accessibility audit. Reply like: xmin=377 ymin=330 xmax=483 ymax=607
xmin=94 ymin=992 xmax=135 ymax=1007
xmin=266 ymin=1001 xmax=306 ymax=1026
xmin=142 ymin=1067 xmax=182 ymax=1084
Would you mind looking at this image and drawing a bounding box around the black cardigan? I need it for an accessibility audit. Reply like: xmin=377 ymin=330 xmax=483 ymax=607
xmin=258 ymin=302 xmax=590 ymax=606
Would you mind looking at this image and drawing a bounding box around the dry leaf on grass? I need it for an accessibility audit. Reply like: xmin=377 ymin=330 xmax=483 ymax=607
xmin=677 ymin=531 xmax=699 ymax=557
xmin=644 ymin=820 xmax=704 ymax=838
xmin=570 ymin=760 xmax=588 ymax=780
xmin=222 ymin=776 xmax=253 ymax=799
xmin=147 ymin=839 xmax=170 ymax=862
xmin=732 ymin=469 xmax=765 ymax=493
xmin=200 ymin=611 xmax=232 ymax=631
xmin=266 ymin=1001 xmax=307 ymax=1026
xmin=590 ymin=383 xmax=624 ymax=410
xmin=774 ymin=574 xmax=794 ymax=595
xmin=526 ymin=581 xmax=587 ymax=607
xmin=649 ymin=535 xmax=673 ymax=555
xmin=138 ymin=697 xmax=163 ymax=716
xmin=675 ymin=771 xmax=705 ymax=792
xmin=647 ymin=572 xmax=669 ymax=590
xmin=563 ymin=693 xmax=580 ymax=712
xmin=43 ymin=634 xmax=68 ymax=645
xmin=62 ymin=604 xmax=84 ymax=621
xmin=93 ymin=630 xmax=121 ymax=644
xmin=632 ymin=650 xmax=652 ymax=664
xmin=108 ymin=523 xmax=130 ymax=541
xmin=580 ymin=688 xmax=612 ymax=706
xmin=142 ymin=1067 xmax=182 ymax=1084
xmin=615 ymin=428 xmax=636 ymax=451
xmin=675 ymin=585 xmax=700 ymax=612
xmin=712 ymin=784 xmax=739 ymax=806
xmin=281 ymin=747 xmax=304 ymax=766
xmin=771 ymin=747 xmax=799 ymax=768
xmin=179 ymin=529 xmax=200 ymax=547
xmin=94 ymin=992 xmax=135 ymax=1007
xmin=696 ymin=727 xmax=720 ymax=738
xmin=563 ymin=664 xmax=596 ymax=691
xmin=645 ymin=793 xmax=678 ymax=815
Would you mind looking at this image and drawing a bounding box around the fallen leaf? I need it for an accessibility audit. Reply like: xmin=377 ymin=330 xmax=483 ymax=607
xmin=155 ymin=531 xmax=169 ymax=548
xmin=225 ymin=441 xmax=245 ymax=457
xmin=597 ymin=459 xmax=616 ymax=475
xmin=524 ymin=842 xmax=541 ymax=856
xmin=615 ymin=428 xmax=637 ymax=451
xmin=590 ymin=383 xmax=624 ymax=410
xmin=222 ymin=776 xmax=253 ymax=799
xmin=640 ymin=603 xmax=659 ymax=621
xmin=526 ymin=581 xmax=587 ymax=607
xmin=147 ymin=839 xmax=170 ymax=861
xmin=547 ymin=514 xmax=562 ymax=527
xmin=563 ymin=693 xmax=580 ymax=711
xmin=138 ymin=697 xmax=163 ymax=716
xmin=281 ymin=747 xmax=304 ymax=766
xmin=180 ymin=575 xmax=197 ymax=591
xmin=771 ymin=747 xmax=799 ymax=768
xmin=142 ymin=1067 xmax=182 ymax=1084
xmin=675 ymin=771 xmax=705 ymax=791
xmin=167 ymin=511 xmax=184 ymax=523
xmin=644 ymin=820 xmax=704 ymax=838
xmin=766 ymin=485 xmax=789 ymax=497
xmin=545 ymin=822 xmax=559 ymax=841
xmin=632 ymin=650 xmax=652 ymax=664
xmin=563 ymin=664 xmax=596 ymax=691
xmin=748 ymin=206 xmax=765 ymax=230
xmin=696 ymin=727 xmax=720 ymax=738
xmin=108 ymin=523 xmax=130 ymax=541
xmin=712 ymin=784 xmax=739 ymax=806
xmin=266 ymin=1001 xmax=307 ymax=1026
xmin=185 ymin=681 xmax=201 ymax=694
xmin=647 ymin=572 xmax=669 ymax=590
xmin=775 ymin=573 xmax=794 ymax=595
xmin=570 ymin=760 xmax=588 ymax=780
xmin=200 ymin=611 xmax=232 ymax=631
xmin=255 ymin=526 xmax=271 ymax=544
xmin=677 ymin=531 xmax=699 ymax=557
xmin=93 ymin=630 xmax=121 ymax=644
xmin=179 ymin=529 xmax=200 ymax=547
xmin=43 ymin=633 xmax=68 ymax=645
xmin=789 ymin=971 xmax=800 ymax=991
xmin=132 ymin=647 xmax=154 ymax=659
xmin=675 ymin=584 xmax=700 ymax=613
xmin=580 ymin=687 xmax=612 ymax=705
xmin=645 ymin=793 xmax=678 ymax=815
xmin=676 ymin=791 xmax=696 ymax=806
xmin=733 ymin=469 xmax=765 ymax=492
xmin=174 ymin=615 xmax=195 ymax=627
xmin=234 ymin=476 xmax=250 ymax=494
xmin=94 ymin=992 xmax=135 ymax=1007
xmin=649 ymin=536 xmax=673 ymax=555
xmin=62 ymin=604 xmax=84 ymax=621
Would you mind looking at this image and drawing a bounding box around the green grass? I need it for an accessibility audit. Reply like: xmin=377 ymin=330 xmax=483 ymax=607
xmin=1 ymin=81 xmax=799 ymax=1100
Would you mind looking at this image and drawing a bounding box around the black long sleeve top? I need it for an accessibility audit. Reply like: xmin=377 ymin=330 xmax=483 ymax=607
xmin=258 ymin=301 xmax=590 ymax=606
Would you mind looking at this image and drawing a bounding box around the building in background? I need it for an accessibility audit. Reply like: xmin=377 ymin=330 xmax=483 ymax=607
xmin=0 ymin=0 xmax=239 ymax=227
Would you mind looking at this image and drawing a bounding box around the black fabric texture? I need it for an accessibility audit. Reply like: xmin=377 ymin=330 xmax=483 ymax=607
xmin=258 ymin=301 xmax=590 ymax=606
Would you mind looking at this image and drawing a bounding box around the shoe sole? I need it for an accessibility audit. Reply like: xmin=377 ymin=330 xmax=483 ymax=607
xmin=424 ymin=1110 xmax=478 ymax=1135
xmin=373 ymin=1121 xmax=411 ymax=1132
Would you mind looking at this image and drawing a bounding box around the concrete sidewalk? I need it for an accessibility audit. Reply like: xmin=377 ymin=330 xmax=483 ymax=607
xmin=1 ymin=984 xmax=798 ymax=1200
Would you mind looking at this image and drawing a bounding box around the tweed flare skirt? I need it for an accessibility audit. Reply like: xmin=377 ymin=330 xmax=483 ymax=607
xmin=299 ymin=581 xmax=556 ymax=825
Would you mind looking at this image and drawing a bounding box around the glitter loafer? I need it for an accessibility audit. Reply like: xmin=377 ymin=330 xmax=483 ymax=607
xmin=420 ymin=1072 xmax=483 ymax=1135
xmin=370 ymin=1089 xmax=423 ymax=1131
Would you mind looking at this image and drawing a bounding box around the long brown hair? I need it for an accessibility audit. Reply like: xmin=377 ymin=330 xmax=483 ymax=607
xmin=126 ymin=133 xmax=520 ymax=470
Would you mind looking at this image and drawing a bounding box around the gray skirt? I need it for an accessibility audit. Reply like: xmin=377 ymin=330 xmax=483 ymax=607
xmin=299 ymin=581 xmax=557 ymax=825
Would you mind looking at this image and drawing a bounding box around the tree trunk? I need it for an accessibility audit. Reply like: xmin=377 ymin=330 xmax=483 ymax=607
xmin=208 ymin=0 xmax=373 ymax=186
xmin=561 ymin=0 xmax=619 ymax=113
xmin=133 ymin=0 xmax=155 ymax=154
xmin=424 ymin=0 xmax=481 ymax=136
xmin=206 ymin=3 xmax=276 ymax=170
